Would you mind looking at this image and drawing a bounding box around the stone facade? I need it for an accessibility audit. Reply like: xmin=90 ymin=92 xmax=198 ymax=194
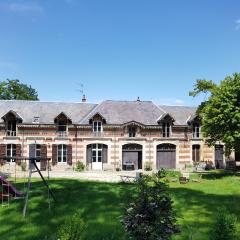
xmin=0 ymin=99 xmax=234 ymax=172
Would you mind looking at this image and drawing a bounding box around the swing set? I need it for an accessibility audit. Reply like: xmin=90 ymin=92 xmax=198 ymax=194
xmin=0 ymin=156 xmax=56 ymax=217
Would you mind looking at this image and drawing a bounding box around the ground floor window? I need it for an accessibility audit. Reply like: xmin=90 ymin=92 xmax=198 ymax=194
xmin=35 ymin=144 xmax=41 ymax=162
xmin=6 ymin=144 xmax=16 ymax=162
xmin=58 ymin=144 xmax=67 ymax=162
xmin=92 ymin=144 xmax=102 ymax=162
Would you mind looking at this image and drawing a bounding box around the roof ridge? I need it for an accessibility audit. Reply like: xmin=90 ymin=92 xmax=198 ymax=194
xmin=0 ymin=100 xmax=97 ymax=104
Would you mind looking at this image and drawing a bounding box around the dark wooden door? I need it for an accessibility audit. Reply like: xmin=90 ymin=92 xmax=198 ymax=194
xmin=192 ymin=145 xmax=200 ymax=162
xmin=215 ymin=145 xmax=224 ymax=169
xmin=157 ymin=144 xmax=176 ymax=169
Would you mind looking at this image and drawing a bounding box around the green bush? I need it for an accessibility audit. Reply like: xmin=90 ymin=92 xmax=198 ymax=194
xmin=121 ymin=169 xmax=180 ymax=240
xmin=21 ymin=162 xmax=27 ymax=172
xmin=74 ymin=161 xmax=85 ymax=172
xmin=210 ymin=209 xmax=237 ymax=240
xmin=144 ymin=161 xmax=153 ymax=171
xmin=57 ymin=212 xmax=87 ymax=240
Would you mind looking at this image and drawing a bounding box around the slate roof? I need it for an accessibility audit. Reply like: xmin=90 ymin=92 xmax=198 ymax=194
xmin=0 ymin=100 xmax=97 ymax=124
xmin=158 ymin=105 xmax=197 ymax=125
xmin=0 ymin=100 xmax=197 ymax=126
xmin=80 ymin=100 xmax=165 ymax=125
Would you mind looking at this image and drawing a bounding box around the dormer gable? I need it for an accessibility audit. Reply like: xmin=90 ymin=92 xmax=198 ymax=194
xmin=89 ymin=112 xmax=106 ymax=125
xmin=1 ymin=110 xmax=23 ymax=123
xmin=54 ymin=112 xmax=72 ymax=124
xmin=157 ymin=113 xmax=175 ymax=125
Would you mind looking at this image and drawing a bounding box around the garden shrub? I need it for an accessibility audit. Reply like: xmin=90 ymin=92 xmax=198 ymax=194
xmin=121 ymin=169 xmax=180 ymax=240
xmin=144 ymin=161 xmax=153 ymax=171
xmin=21 ymin=162 xmax=27 ymax=172
xmin=74 ymin=161 xmax=85 ymax=172
xmin=210 ymin=208 xmax=237 ymax=240
xmin=57 ymin=211 xmax=87 ymax=240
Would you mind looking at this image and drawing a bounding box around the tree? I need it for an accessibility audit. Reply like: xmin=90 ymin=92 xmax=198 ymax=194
xmin=121 ymin=170 xmax=179 ymax=240
xmin=189 ymin=73 xmax=240 ymax=155
xmin=0 ymin=79 xmax=38 ymax=100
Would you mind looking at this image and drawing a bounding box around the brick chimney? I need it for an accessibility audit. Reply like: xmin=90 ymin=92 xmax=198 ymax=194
xmin=82 ymin=94 xmax=87 ymax=102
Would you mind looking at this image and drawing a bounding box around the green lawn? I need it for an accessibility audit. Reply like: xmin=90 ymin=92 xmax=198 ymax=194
xmin=1 ymin=171 xmax=240 ymax=240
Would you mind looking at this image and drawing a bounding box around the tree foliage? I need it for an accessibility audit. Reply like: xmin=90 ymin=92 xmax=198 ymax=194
xmin=190 ymin=73 xmax=240 ymax=154
xmin=121 ymin=169 xmax=179 ymax=240
xmin=0 ymin=79 xmax=38 ymax=100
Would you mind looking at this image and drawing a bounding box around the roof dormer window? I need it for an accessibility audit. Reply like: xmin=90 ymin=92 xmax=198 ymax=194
xmin=93 ymin=121 xmax=102 ymax=132
xmin=128 ymin=126 xmax=136 ymax=137
xmin=162 ymin=122 xmax=171 ymax=138
xmin=193 ymin=122 xmax=200 ymax=138
xmin=157 ymin=113 xmax=174 ymax=138
xmin=1 ymin=110 xmax=22 ymax=137
xmin=54 ymin=112 xmax=72 ymax=137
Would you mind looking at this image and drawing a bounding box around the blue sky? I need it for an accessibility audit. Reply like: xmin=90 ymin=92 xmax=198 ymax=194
xmin=0 ymin=0 xmax=240 ymax=106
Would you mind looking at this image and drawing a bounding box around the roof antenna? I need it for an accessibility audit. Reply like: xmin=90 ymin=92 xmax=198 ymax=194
xmin=76 ymin=82 xmax=86 ymax=102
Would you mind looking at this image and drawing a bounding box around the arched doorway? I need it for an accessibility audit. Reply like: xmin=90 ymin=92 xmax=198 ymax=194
xmin=156 ymin=144 xmax=176 ymax=169
xmin=122 ymin=144 xmax=142 ymax=170
xmin=87 ymin=144 xmax=108 ymax=170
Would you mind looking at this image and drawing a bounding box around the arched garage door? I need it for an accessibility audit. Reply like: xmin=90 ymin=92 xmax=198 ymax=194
xmin=122 ymin=144 xmax=142 ymax=170
xmin=157 ymin=144 xmax=176 ymax=169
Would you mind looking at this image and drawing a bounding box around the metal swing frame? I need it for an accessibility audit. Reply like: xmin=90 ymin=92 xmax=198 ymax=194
xmin=1 ymin=156 xmax=56 ymax=217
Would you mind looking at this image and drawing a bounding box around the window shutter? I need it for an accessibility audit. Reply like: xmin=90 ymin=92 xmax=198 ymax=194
xmin=40 ymin=144 xmax=47 ymax=171
xmin=0 ymin=144 xmax=6 ymax=165
xmin=102 ymin=145 xmax=108 ymax=163
xmin=29 ymin=144 xmax=36 ymax=169
xmin=52 ymin=144 xmax=57 ymax=166
xmin=29 ymin=144 xmax=36 ymax=158
xmin=67 ymin=144 xmax=72 ymax=166
xmin=87 ymin=145 xmax=92 ymax=165
xmin=16 ymin=144 xmax=21 ymax=165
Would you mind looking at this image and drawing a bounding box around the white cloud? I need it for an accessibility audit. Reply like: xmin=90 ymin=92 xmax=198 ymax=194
xmin=235 ymin=19 xmax=240 ymax=30
xmin=155 ymin=98 xmax=185 ymax=106
xmin=175 ymin=99 xmax=184 ymax=105
xmin=3 ymin=2 xmax=43 ymax=15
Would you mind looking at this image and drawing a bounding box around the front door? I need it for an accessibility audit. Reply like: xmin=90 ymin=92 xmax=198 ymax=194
xmin=92 ymin=144 xmax=103 ymax=170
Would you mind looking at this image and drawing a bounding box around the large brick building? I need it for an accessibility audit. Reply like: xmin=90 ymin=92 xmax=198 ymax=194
xmin=0 ymin=98 xmax=236 ymax=171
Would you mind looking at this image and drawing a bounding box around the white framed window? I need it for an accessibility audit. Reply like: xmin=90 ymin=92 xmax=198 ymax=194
xmin=93 ymin=121 xmax=102 ymax=132
xmin=193 ymin=123 xmax=200 ymax=138
xmin=128 ymin=126 xmax=136 ymax=137
xmin=92 ymin=144 xmax=102 ymax=162
xmin=162 ymin=122 xmax=171 ymax=137
xmin=6 ymin=144 xmax=16 ymax=162
xmin=7 ymin=120 xmax=17 ymax=136
xmin=58 ymin=144 xmax=67 ymax=162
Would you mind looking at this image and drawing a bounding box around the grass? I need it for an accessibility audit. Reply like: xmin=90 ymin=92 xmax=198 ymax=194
xmin=0 ymin=171 xmax=240 ymax=240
